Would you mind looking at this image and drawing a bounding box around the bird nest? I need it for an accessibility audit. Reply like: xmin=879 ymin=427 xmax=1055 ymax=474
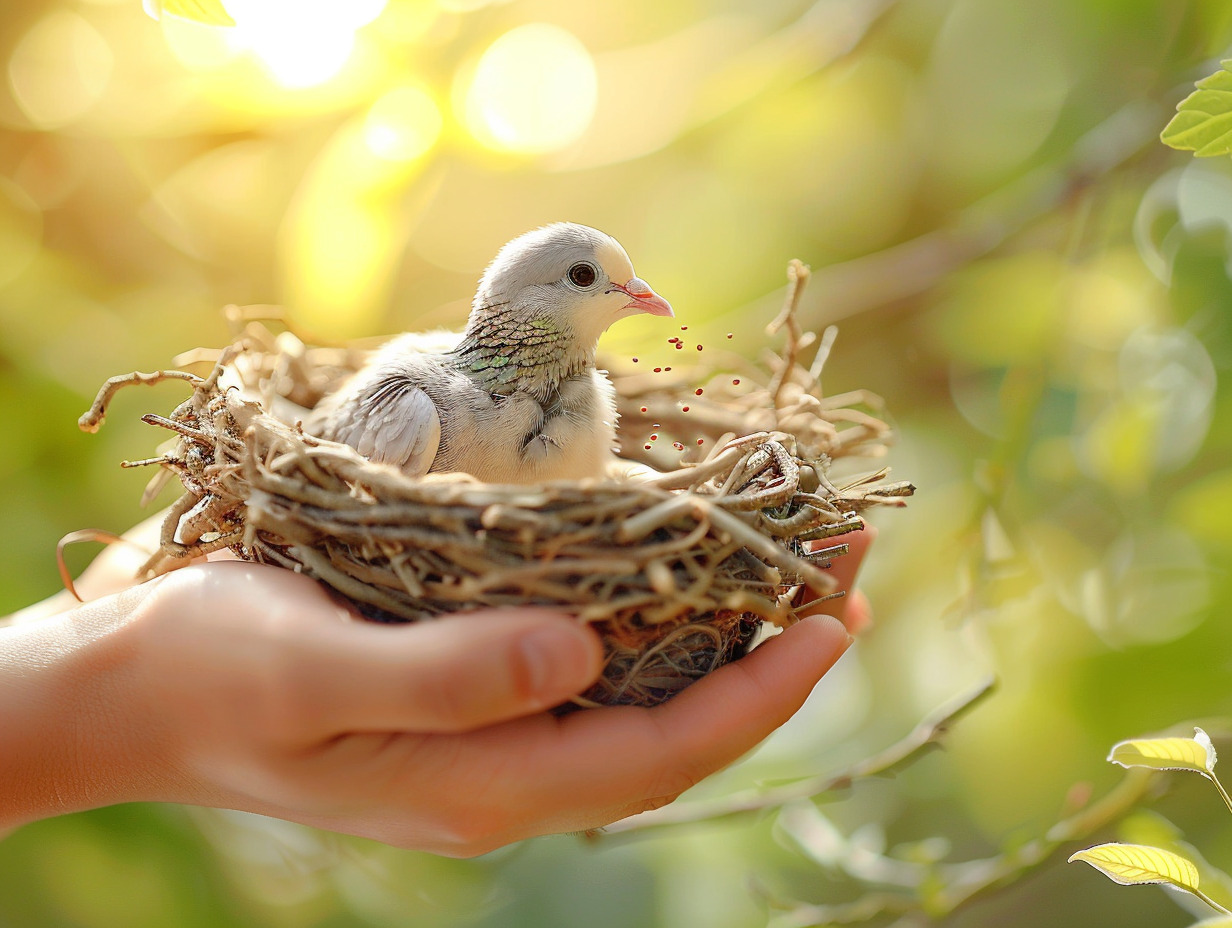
xmin=79 ymin=262 xmax=913 ymax=707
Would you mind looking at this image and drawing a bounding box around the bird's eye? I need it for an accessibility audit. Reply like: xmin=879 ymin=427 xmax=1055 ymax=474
xmin=567 ymin=262 xmax=598 ymax=288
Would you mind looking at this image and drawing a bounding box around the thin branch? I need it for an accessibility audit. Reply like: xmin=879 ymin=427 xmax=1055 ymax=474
xmin=78 ymin=370 xmax=203 ymax=433
xmin=770 ymin=768 xmax=1160 ymax=928
xmin=772 ymin=101 xmax=1167 ymax=328
xmin=598 ymin=676 xmax=995 ymax=839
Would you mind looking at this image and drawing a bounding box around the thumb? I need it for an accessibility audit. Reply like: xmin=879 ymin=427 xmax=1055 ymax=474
xmin=307 ymin=608 xmax=605 ymax=734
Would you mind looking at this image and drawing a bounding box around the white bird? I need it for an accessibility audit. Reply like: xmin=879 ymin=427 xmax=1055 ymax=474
xmin=308 ymin=223 xmax=673 ymax=484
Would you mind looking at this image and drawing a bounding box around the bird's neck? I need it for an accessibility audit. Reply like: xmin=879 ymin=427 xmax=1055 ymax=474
xmin=452 ymin=303 xmax=597 ymax=398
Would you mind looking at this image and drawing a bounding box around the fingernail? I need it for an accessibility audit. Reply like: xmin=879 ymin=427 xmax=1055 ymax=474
xmin=517 ymin=624 xmax=596 ymax=699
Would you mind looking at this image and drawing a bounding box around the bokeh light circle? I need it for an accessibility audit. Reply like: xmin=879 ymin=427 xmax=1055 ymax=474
xmin=461 ymin=24 xmax=597 ymax=155
xmin=364 ymin=85 xmax=443 ymax=162
xmin=8 ymin=11 xmax=114 ymax=129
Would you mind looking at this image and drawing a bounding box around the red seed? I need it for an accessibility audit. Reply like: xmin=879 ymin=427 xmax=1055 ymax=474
xmin=696 ymin=438 xmax=704 ymax=445
xmin=732 ymin=378 xmax=740 ymax=385
xmin=653 ymin=367 xmax=662 ymax=373
xmin=644 ymin=444 xmax=652 ymax=450
xmin=695 ymin=388 xmax=703 ymax=395
xmin=664 ymin=366 xmax=672 ymax=371
xmin=680 ymin=325 xmax=688 ymax=331
xmin=675 ymin=343 xmax=683 ymax=350
xmin=696 ymin=345 xmax=703 ymax=351
xmin=640 ymin=406 xmax=648 ymax=413
xmin=650 ymin=434 xmax=658 ymax=441
xmin=673 ymin=441 xmax=684 ymax=451
xmin=632 ymin=357 xmax=638 ymax=362
xmin=682 ymin=405 xmax=690 ymax=412
xmin=726 ymin=333 xmax=733 ymax=339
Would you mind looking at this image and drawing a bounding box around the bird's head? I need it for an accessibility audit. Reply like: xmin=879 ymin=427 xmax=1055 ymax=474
xmin=471 ymin=222 xmax=672 ymax=347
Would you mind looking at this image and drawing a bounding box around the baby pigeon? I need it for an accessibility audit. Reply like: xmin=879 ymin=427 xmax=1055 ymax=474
xmin=308 ymin=222 xmax=672 ymax=484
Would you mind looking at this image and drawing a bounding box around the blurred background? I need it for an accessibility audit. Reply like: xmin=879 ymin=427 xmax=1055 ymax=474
xmin=2 ymin=0 xmax=1232 ymax=925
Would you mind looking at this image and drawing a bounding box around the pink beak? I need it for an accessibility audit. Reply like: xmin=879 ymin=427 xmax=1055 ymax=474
xmin=610 ymin=277 xmax=673 ymax=317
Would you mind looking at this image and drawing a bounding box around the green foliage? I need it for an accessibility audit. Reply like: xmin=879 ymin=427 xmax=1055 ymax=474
xmin=1163 ymin=61 xmax=1232 ymax=156
xmin=1071 ymin=728 xmax=1232 ymax=923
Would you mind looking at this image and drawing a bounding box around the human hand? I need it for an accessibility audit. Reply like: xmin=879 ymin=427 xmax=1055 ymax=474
xmin=0 ymin=523 xmax=866 ymax=857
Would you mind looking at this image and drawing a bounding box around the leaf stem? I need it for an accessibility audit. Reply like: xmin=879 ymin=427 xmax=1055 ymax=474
xmin=1207 ymin=770 xmax=1232 ymax=818
xmin=1192 ymin=887 xmax=1232 ymax=917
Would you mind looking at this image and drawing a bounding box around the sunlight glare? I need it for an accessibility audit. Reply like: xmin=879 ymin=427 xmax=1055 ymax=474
xmin=220 ymin=0 xmax=387 ymax=89
xmin=364 ymin=85 xmax=442 ymax=162
xmin=161 ymin=14 xmax=241 ymax=72
xmin=460 ymin=24 xmax=597 ymax=154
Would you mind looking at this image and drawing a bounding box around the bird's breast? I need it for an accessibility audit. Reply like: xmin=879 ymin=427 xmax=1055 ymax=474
xmin=431 ymin=370 xmax=616 ymax=483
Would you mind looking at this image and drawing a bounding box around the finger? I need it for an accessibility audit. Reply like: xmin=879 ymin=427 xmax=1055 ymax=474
xmin=303 ymin=604 xmax=606 ymax=735
xmin=842 ymin=589 xmax=874 ymax=635
xmin=802 ymin=525 xmax=876 ymax=629
xmin=149 ymin=561 xmax=605 ymax=735
xmin=600 ymin=614 xmax=852 ymax=815
xmin=422 ymin=614 xmax=852 ymax=845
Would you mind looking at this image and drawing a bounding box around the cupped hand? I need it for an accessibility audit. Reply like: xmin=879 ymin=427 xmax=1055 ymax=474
xmin=1 ymin=521 xmax=868 ymax=857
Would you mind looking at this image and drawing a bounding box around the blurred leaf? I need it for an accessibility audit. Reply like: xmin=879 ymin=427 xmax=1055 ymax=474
xmin=1068 ymin=843 xmax=1202 ymax=893
xmin=1162 ymin=62 xmax=1232 ymax=157
xmin=143 ymin=0 xmax=235 ymax=27
xmin=1109 ymin=729 xmax=1216 ymax=776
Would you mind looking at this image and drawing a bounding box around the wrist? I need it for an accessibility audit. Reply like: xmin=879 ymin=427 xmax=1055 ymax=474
xmin=0 ymin=588 xmax=164 ymax=830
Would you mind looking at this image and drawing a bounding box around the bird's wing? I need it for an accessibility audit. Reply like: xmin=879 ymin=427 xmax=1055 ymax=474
xmin=328 ymin=374 xmax=442 ymax=476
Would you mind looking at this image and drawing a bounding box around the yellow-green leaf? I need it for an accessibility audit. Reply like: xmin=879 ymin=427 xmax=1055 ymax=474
xmin=1069 ymin=843 xmax=1201 ymax=893
xmin=1109 ymin=728 xmax=1217 ymax=776
xmin=142 ymin=0 xmax=235 ymax=27
xmin=1162 ymin=61 xmax=1232 ymax=157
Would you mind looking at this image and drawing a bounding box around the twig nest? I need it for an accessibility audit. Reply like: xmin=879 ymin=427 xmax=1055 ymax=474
xmin=80 ymin=262 xmax=913 ymax=707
